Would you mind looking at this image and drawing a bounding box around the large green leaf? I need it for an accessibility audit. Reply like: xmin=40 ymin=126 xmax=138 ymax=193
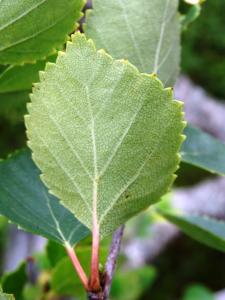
xmin=160 ymin=211 xmax=225 ymax=252
xmin=85 ymin=0 xmax=180 ymax=86
xmin=0 ymin=56 xmax=56 ymax=93
xmin=0 ymin=150 xmax=89 ymax=246
xmin=181 ymin=125 xmax=225 ymax=175
xmin=25 ymin=33 xmax=184 ymax=237
xmin=0 ymin=0 xmax=84 ymax=64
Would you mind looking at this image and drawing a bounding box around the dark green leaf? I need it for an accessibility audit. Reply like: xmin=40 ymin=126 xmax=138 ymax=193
xmin=160 ymin=210 xmax=225 ymax=252
xmin=181 ymin=125 xmax=225 ymax=175
xmin=0 ymin=150 xmax=90 ymax=246
xmin=0 ymin=56 xmax=56 ymax=93
xmin=1 ymin=262 xmax=27 ymax=300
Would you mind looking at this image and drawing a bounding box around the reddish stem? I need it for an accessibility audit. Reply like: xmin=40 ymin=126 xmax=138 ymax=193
xmin=65 ymin=243 xmax=89 ymax=291
xmin=90 ymin=220 xmax=101 ymax=291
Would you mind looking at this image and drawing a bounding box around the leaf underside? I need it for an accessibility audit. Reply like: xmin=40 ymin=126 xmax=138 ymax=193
xmin=0 ymin=150 xmax=89 ymax=246
xmin=85 ymin=0 xmax=180 ymax=86
xmin=26 ymin=33 xmax=184 ymax=237
xmin=0 ymin=0 xmax=84 ymax=64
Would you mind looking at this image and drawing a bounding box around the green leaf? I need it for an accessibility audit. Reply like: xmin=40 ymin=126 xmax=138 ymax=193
xmin=51 ymin=245 xmax=108 ymax=297
xmin=181 ymin=125 xmax=225 ymax=175
xmin=182 ymin=285 xmax=214 ymax=300
xmin=0 ymin=150 xmax=89 ymax=246
xmin=111 ymin=266 xmax=156 ymax=300
xmin=1 ymin=262 xmax=27 ymax=300
xmin=160 ymin=211 xmax=225 ymax=252
xmin=25 ymin=33 xmax=184 ymax=237
xmin=0 ymin=0 xmax=84 ymax=64
xmin=46 ymin=241 xmax=67 ymax=267
xmin=85 ymin=0 xmax=180 ymax=86
xmin=0 ymin=56 xmax=56 ymax=93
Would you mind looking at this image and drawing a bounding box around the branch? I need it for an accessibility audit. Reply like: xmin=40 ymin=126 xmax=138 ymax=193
xmin=103 ymin=225 xmax=125 ymax=299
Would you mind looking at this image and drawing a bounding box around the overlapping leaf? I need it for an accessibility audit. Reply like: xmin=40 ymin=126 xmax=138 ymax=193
xmin=0 ymin=150 xmax=89 ymax=246
xmin=0 ymin=56 xmax=56 ymax=93
xmin=26 ymin=33 xmax=184 ymax=237
xmin=0 ymin=0 xmax=84 ymax=64
xmin=181 ymin=125 xmax=225 ymax=175
xmin=160 ymin=210 xmax=225 ymax=252
xmin=85 ymin=0 xmax=180 ymax=86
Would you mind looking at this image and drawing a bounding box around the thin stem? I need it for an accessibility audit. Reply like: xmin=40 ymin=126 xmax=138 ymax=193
xmin=90 ymin=220 xmax=101 ymax=291
xmin=104 ymin=225 xmax=125 ymax=299
xmin=65 ymin=243 xmax=89 ymax=291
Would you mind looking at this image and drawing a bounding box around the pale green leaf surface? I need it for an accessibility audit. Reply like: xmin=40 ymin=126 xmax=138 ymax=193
xmin=181 ymin=125 xmax=225 ymax=175
xmin=0 ymin=288 xmax=14 ymax=300
xmin=0 ymin=55 xmax=56 ymax=93
xmin=0 ymin=150 xmax=89 ymax=246
xmin=0 ymin=0 xmax=84 ymax=64
xmin=160 ymin=211 xmax=225 ymax=252
xmin=26 ymin=33 xmax=184 ymax=237
xmin=85 ymin=0 xmax=180 ymax=86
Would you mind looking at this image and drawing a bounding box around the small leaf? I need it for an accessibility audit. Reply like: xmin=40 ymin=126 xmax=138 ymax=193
xmin=26 ymin=33 xmax=184 ymax=237
xmin=0 ymin=0 xmax=84 ymax=64
xmin=181 ymin=125 xmax=225 ymax=175
xmin=0 ymin=56 xmax=56 ymax=93
xmin=182 ymin=285 xmax=214 ymax=300
xmin=0 ymin=150 xmax=89 ymax=246
xmin=1 ymin=262 xmax=27 ymax=300
xmin=85 ymin=0 xmax=180 ymax=86
xmin=111 ymin=266 xmax=156 ymax=300
xmin=160 ymin=210 xmax=225 ymax=252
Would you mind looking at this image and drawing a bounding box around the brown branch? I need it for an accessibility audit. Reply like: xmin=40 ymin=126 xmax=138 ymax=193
xmin=103 ymin=225 xmax=125 ymax=299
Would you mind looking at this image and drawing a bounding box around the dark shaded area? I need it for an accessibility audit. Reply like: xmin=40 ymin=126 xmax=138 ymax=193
xmin=181 ymin=1 xmax=225 ymax=99
xmin=142 ymin=234 xmax=225 ymax=300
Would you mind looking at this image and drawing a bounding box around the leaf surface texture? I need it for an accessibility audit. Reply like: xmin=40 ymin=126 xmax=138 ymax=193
xmin=26 ymin=33 xmax=184 ymax=236
xmin=85 ymin=0 xmax=180 ymax=86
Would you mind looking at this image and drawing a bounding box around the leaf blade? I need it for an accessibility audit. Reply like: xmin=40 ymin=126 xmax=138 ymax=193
xmin=26 ymin=33 xmax=184 ymax=237
xmin=85 ymin=0 xmax=181 ymax=86
xmin=181 ymin=125 xmax=225 ymax=175
xmin=160 ymin=210 xmax=225 ymax=252
xmin=0 ymin=0 xmax=84 ymax=64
